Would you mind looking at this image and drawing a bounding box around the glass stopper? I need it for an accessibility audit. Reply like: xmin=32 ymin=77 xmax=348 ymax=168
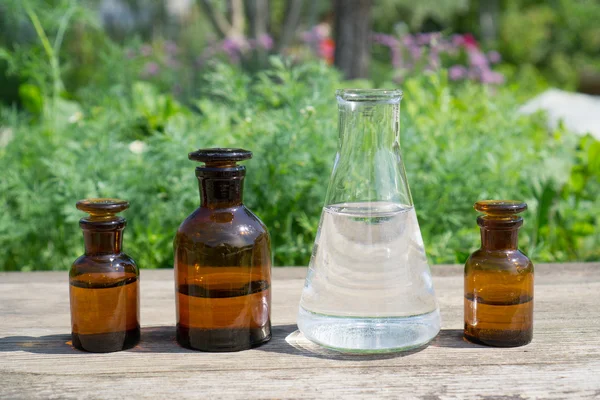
xmin=188 ymin=148 xmax=252 ymax=167
xmin=474 ymin=200 xmax=527 ymax=217
xmin=76 ymin=198 xmax=129 ymax=220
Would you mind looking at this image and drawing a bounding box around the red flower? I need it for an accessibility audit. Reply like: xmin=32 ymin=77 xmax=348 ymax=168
xmin=462 ymin=33 xmax=478 ymax=50
xmin=319 ymin=38 xmax=335 ymax=65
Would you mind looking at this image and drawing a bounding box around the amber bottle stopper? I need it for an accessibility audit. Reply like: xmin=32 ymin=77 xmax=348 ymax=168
xmin=76 ymin=198 xmax=129 ymax=226
xmin=189 ymin=148 xmax=252 ymax=167
xmin=474 ymin=200 xmax=527 ymax=228
xmin=76 ymin=198 xmax=129 ymax=219
xmin=474 ymin=200 xmax=527 ymax=216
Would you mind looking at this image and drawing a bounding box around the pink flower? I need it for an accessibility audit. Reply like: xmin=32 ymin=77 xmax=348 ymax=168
xmin=408 ymin=45 xmax=422 ymax=61
xmin=221 ymin=38 xmax=239 ymax=54
xmin=220 ymin=38 xmax=244 ymax=63
xmin=416 ymin=33 xmax=432 ymax=46
xmin=487 ymin=50 xmax=501 ymax=64
xmin=469 ymin=50 xmax=488 ymax=68
xmin=142 ymin=61 xmax=159 ymax=77
xmin=373 ymin=33 xmax=399 ymax=47
xmin=452 ymin=35 xmax=465 ymax=47
xmin=257 ymin=34 xmax=273 ymax=50
xmin=402 ymin=35 xmax=415 ymax=47
xmin=314 ymin=24 xmax=330 ymax=38
xmin=449 ymin=65 xmax=467 ymax=81
xmin=302 ymin=25 xmax=329 ymax=44
xmin=480 ymin=70 xmax=505 ymax=84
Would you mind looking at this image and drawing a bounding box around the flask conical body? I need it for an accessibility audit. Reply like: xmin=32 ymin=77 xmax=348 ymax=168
xmin=297 ymin=89 xmax=440 ymax=352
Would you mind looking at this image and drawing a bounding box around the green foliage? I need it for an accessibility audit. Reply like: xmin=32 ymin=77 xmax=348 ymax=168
xmin=372 ymin=0 xmax=469 ymax=32
xmin=0 ymin=0 xmax=599 ymax=270
xmin=500 ymin=5 xmax=555 ymax=65
xmin=499 ymin=0 xmax=600 ymax=88
xmin=1 ymin=57 xmax=599 ymax=271
xmin=400 ymin=73 xmax=599 ymax=263
xmin=538 ymin=134 xmax=600 ymax=261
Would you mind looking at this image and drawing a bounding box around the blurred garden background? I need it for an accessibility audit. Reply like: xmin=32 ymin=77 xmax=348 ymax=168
xmin=0 ymin=0 xmax=599 ymax=271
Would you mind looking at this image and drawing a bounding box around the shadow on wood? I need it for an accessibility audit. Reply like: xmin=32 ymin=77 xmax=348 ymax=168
xmin=0 ymin=326 xmax=192 ymax=354
xmin=0 ymin=326 xmax=477 ymax=355
xmin=429 ymin=329 xmax=486 ymax=349
xmin=0 ymin=333 xmax=76 ymax=355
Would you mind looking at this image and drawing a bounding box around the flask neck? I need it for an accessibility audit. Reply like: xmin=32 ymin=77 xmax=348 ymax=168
xmin=82 ymin=226 xmax=124 ymax=255
xmin=327 ymin=90 xmax=411 ymax=206
xmin=197 ymin=167 xmax=245 ymax=208
xmin=478 ymin=216 xmax=522 ymax=251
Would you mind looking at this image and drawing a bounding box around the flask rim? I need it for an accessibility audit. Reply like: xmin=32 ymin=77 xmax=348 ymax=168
xmin=336 ymin=89 xmax=403 ymax=103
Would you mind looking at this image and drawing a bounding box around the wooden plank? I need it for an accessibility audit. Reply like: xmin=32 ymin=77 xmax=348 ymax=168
xmin=1 ymin=264 xmax=599 ymax=399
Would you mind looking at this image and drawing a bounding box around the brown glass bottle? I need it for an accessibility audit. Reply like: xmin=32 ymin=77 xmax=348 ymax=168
xmin=174 ymin=148 xmax=272 ymax=352
xmin=464 ymin=200 xmax=534 ymax=347
xmin=69 ymin=199 xmax=140 ymax=353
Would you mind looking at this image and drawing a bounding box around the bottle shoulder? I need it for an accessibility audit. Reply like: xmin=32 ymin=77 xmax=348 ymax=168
xmin=175 ymin=205 xmax=269 ymax=247
xmin=465 ymin=249 xmax=533 ymax=272
xmin=179 ymin=206 xmax=266 ymax=227
xmin=241 ymin=206 xmax=269 ymax=234
xmin=71 ymin=253 xmax=138 ymax=277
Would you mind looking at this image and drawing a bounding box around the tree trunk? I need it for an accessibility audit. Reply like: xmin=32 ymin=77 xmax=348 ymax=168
xmin=333 ymin=0 xmax=372 ymax=80
xmin=197 ymin=0 xmax=245 ymax=39
xmin=276 ymin=0 xmax=304 ymax=53
xmin=245 ymin=0 xmax=270 ymax=67
xmin=479 ymin=0 xmax=499 ymax=42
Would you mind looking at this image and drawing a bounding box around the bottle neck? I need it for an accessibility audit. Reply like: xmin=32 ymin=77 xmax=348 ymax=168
xmin=480 ymin=229 xmax=520 ymax=250
xmin=199 ymin=176 xmax=245 ymax=208
xmin=83 ymin=229 xmax=124 ymax=255
xmin=478 ymin=216 xmax=522 ymax=251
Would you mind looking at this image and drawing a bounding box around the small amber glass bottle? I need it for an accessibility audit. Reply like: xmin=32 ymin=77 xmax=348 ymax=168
xmin=464 ymin=200 xmax=534 ymax=347
xmin=174 ymin=148 xmax=272 ymax=352
xmin=69 ymin=199 xmax=140 ymax=352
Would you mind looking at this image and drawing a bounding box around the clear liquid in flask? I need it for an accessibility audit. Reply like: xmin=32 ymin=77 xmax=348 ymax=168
xmin=298 ymin=201 xmax=440 ymax=353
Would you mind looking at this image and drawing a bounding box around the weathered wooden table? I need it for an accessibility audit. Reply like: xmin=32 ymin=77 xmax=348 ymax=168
xmin=1 ymin=263 xmax=599 ymax=399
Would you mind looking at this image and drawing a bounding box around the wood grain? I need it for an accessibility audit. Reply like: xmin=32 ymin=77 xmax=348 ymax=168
xmin=1 ymin=263 xmax=599 ymax=399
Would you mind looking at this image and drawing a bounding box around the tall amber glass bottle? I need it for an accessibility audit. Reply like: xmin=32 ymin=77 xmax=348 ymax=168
xmin=174 ymin=148 xmax=272 ymax=352
xmin=69 ymin=199 xmax=140 ymax=353
xmin=464 ymin=200 xmax=534 ymax=347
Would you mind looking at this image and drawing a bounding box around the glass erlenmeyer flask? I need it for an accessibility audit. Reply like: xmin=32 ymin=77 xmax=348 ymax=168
xmin=297 ymin=89 xmax=441 ymax=353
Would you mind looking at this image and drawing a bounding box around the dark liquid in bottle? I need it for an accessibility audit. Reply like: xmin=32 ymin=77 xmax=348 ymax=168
xmin=70 ymin=272 xmax=140 ymax=352
xmin=464 ymin=292 xmax=533 ymax=347
xmin=176 ymin=271 xmax=271 ymax=352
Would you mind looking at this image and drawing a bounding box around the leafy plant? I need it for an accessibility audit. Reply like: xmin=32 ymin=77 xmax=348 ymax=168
xmin=1 ymin=1 xmax=598 ymax=271
xmin=1 ymin=56 xmax=599 ymax=271
xmin=499 ymin=0 xmax=600 ymax=89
